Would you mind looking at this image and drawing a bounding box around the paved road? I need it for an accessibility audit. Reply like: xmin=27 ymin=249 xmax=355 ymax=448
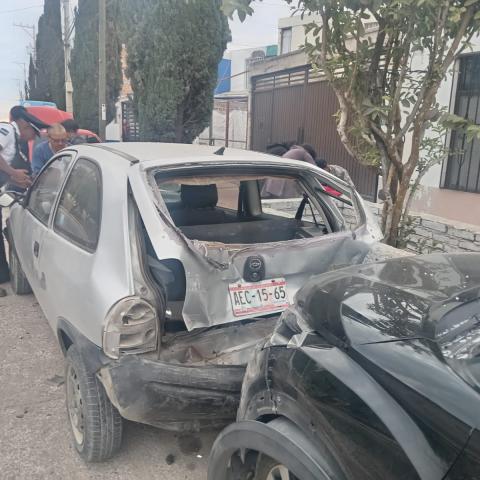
xmin=0 ymin=285 xmax=218 ymax=479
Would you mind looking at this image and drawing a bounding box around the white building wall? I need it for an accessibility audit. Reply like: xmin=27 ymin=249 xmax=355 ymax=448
xmin=105 ymin=99 xmax=122 ymax=142
xmin=278 ymin=14 xmax=322 ymax=52
xmin=401 ymin=35 xmax=480 ymax=225
xmin=419 ymin=35 xmax=480 ymax=188
xmin=224 ymin=46 xmax=270 ymax=93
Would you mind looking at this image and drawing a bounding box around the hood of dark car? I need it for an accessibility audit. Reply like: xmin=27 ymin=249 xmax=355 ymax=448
xmin=296 ymin=253 xmax=480 ymax=345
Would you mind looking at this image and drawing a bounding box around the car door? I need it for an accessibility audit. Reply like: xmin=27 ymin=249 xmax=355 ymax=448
xmin=37 ymin=157 xmax=103 ymax=331
xmin=14 ymin=154 xmax=74 ymax=302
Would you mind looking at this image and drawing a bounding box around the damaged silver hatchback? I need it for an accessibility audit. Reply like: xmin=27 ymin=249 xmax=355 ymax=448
xmin=4 ymin=143 xmax=385 ymax=461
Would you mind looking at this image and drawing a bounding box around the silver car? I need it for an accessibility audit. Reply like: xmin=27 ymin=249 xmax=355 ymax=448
xmin=2 ymin=143 xmax=384 ymax=462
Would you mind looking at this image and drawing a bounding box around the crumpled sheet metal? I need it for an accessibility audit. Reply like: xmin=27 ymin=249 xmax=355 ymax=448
xmin=180 ymin=234 xmax=372 ymax=330
xmin=159 ymin=316 xmax=279 ymax=366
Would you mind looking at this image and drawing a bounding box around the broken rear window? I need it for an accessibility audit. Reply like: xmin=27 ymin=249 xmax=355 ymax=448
xmin=154 ymin=173 xmax=337 ymax=244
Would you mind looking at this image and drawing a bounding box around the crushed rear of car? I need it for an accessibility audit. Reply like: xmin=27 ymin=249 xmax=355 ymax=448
xmin=100 ymin=146 xmax=398 ymax=432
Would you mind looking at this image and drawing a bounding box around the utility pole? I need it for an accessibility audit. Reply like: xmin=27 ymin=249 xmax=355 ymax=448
xmin=62 ymin=0 xmax=73 ymax=113
xmin=13 ymin=24 xmax=36 ymax=63
xmin=98 ymin=0 xmax=107 ymax=141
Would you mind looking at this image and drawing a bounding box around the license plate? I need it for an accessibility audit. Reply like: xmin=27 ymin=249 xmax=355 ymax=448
xmin=229 ymin=278 xmax=290 ymax=317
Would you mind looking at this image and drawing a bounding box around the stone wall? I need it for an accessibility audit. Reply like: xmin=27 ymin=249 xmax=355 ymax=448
xmin=364 ymin=202 xmax=480 ymax=254
xmin=262 ymin=198 xmax=480 ymax=255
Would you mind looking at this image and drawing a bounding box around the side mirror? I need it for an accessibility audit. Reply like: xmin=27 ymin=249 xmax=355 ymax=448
xmin=0 ymin=191 xmax=22 ymax=208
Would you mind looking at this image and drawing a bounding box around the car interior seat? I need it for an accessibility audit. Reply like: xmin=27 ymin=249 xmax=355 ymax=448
xmin=170 ymin=184 xmax=229 ymax=227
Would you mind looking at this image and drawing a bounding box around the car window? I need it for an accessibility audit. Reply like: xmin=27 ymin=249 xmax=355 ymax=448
xmin=155 ymin=172 xmax=333 ymax=244
xmin=27 ymin=155 xmax=73 ymax=225
xmin=53 ymin=158 xmax=102 ymax=252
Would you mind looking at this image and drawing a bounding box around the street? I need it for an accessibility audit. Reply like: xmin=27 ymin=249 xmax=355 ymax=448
xmin=0 ymin=285 xmax=217 ymax=480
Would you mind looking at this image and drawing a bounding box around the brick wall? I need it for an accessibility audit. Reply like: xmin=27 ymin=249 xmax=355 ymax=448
xmin=262 ymin=198 xmax=480 ymax=254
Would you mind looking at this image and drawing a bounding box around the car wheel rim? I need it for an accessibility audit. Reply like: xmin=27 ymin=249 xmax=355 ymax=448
xmin=66 ymin=364 xmax=85 ymax=446
xmin=266 ymin=464 xmax=294 ymax=480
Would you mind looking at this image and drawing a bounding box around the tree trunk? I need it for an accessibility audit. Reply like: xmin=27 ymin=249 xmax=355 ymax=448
xmin=383 ymin=180 xmax=410 ymax=246
xmin=175 ymin=106 xmax=184 ymax=143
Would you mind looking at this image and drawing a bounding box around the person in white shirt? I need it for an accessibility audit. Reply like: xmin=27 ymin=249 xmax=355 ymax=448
xmin=0 ymin=105 xmax=49 ymax=286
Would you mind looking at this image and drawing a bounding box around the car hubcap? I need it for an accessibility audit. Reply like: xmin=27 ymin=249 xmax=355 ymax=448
xmin=66 ymin=365 xmax=85 ymax=446
xmin=266 ymin=465 xmax=294 ymax=480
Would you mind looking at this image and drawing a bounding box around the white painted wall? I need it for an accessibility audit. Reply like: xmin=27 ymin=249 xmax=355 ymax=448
xmin=106 ymin=99 xmax=124 ymax=142
xmin=278 ymin=14 xmax=322 ymax=53
xmin=224 ymin=47 xmax=270 ymax=93
xmin=412 ymin=34 xmax=480 ymax=189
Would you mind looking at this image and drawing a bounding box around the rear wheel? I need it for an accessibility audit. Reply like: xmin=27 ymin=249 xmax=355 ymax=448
xmin=256 ymin=455 xmax=299 ymax=480
xmin=65 ymin=345 xmax=123 ymax=462
xmin=9 ymin=246 xmax=31 ymax=295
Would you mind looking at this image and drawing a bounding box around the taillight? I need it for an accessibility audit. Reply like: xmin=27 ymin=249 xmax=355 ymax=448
xmin=103 ymin=297 xmax=158 ymax=359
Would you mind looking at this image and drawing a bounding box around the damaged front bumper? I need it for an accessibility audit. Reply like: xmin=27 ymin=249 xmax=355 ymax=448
xmin=98 ymin=355 xmax=246 ymax=431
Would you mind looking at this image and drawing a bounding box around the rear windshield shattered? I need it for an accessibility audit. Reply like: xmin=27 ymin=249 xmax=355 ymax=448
xmin=153 ymin=172 xmax=339 ymax=245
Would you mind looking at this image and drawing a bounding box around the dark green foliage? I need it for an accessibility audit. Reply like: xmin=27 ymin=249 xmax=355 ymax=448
xmin=70 ymin=0 xmax=122 ymax=133
xmin=33 ymin=0 xmax=65 ymax=109
xmin=27 ymin=55 xmax=36 ymax=100
xmin=123 ymin=0 xmax=230 ymax=143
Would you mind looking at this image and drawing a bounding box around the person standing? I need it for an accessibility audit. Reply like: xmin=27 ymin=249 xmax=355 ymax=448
xmin=61 ymin=119 xmax=86 ymax=145
xmin=32 ymin=123 xmax=68 ymax=176
xmin=261 ymin=144 xmax=318 ymax=198
xmin=315 ymin=158 xmax=354 ymax=185
xmin=0 ymin=106 xmax=49 ymax=285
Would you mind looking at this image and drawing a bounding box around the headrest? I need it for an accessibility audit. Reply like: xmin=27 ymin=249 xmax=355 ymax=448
xmin=181 ymin=184 xmax=218 ymax=209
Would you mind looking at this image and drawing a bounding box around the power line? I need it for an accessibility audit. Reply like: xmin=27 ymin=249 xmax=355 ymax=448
xmin=0 ymin=4 xmax=43 ymax=15
xmin=13 ymin=23 xmax=37 ymax=63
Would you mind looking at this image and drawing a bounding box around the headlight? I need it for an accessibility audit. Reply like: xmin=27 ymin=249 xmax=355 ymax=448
xmin=441 ymin=325 xmax=480 ymax=360
xmin=103 ymin=297 xmax=158 ymax=359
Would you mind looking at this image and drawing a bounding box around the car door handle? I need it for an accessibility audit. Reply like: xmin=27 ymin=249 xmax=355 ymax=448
xmin=33 ymin=241 xmax=39 ymax=258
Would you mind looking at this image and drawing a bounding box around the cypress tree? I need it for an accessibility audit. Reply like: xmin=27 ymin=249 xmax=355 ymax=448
xmin=70 ymin=0 xmax=122 ymax=133
xmin=27 ymin=55 xmax=37 ymax=100
xmin=123 ymin=0 xmax=230 ymax=143
xmin=34 ymin=0 xmax=65 ymax=109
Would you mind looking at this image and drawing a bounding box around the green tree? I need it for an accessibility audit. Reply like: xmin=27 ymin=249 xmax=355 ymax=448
xmin=26 ymin=55 xmax=36 ymax=100
xmin=224 ymin=0 xmax=480 ymax=246
xmin=122 ymin=0 xmax=230 ymax=143
xmin=34 ymin=0 xmax=65 ymax=109
xmin=70 ymin=0 xmax=122 ymax=133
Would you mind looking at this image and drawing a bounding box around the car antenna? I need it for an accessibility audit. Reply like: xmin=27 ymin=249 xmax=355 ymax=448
xmin=214 ymin=146 xmax=225 ymax=156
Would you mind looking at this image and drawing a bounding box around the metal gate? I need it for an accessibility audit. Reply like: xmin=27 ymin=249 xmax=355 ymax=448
xmin=121 ymin=100 xmax=140 ymax=142
xmin=251 ymin=66 xmax=378 ymax=201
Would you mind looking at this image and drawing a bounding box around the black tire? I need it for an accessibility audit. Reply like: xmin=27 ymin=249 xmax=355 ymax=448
xmin=208 ymin=419 xmax=338 ymax=480
xmin=9 ymin=246 xmax=31 ymax=295
xmin=65 ymin=345 xmax=123 ymax=462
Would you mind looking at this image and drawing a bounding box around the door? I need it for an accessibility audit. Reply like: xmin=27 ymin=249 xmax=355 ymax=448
xmin=15 ymin=154 xmax=74 ymax=304
xmin=38 ymin=158 xmax=103 ymax=328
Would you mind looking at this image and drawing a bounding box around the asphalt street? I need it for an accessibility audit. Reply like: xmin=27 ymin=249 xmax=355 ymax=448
xmin=0 ymin=284 xmax=218 ymax=479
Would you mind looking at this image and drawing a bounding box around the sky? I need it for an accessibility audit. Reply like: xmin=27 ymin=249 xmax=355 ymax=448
xmin=228 ymin=0 xmax=293 ymax=50
xmin=0 ymin=0 xmax=293 ymax=119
